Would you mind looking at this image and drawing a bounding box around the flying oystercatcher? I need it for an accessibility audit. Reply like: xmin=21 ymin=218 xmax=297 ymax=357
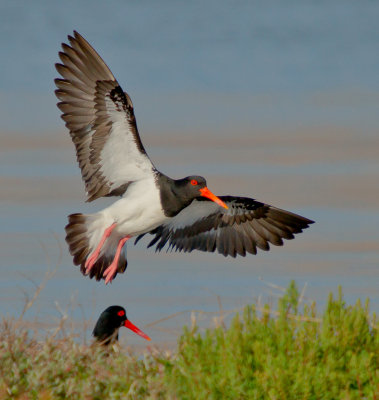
xmin=93 ymin=305 xmax=151 ymax=345
xmin=55 ymin=31 xmax=314 ymax=284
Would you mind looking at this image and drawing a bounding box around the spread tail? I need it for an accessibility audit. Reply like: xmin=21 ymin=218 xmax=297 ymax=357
xmin=65 ymin=213 xmax=127 ymax=281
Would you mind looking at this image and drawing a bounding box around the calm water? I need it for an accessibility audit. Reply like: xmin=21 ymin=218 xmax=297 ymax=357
xmin=0 ymin=0 xmax=378 ymax=347
xmin=1 ymin=0 xmax=379 ymax=133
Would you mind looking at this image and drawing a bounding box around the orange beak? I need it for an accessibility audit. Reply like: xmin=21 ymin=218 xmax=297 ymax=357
xmin=199 ymin=187 xmax=228 ymax=209
xmin=124 ymin=319 xmax=151 ymax=341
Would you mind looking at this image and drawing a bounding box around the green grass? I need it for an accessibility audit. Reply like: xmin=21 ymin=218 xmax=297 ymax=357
xmin=0 ymin=282 xmax=377 ymax=399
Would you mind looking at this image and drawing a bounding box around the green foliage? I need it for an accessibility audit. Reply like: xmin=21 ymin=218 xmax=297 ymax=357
xmin=169 ymin=282 xmax=378 ymax=399
xmin=0 ymin=282 xmax=377 ymax=399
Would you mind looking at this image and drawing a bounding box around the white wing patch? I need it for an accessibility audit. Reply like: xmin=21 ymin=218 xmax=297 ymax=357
xmin=162 ymin=199 xmax=222 ymax=230
xmin=99 ymin=105 xmax=154 ymax=193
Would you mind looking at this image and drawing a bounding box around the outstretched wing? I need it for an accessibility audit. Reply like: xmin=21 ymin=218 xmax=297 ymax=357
xmin=55 ymin=31 xmax=155 ymax=202
xmin=136 ymin=196 xmax=314 ymax=257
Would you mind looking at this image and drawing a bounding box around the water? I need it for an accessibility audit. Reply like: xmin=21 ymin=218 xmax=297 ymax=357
xmin=1 ymin=0 xmax=379 ymax=132
xmin=0 ymin=0 xmax=378 ymax=347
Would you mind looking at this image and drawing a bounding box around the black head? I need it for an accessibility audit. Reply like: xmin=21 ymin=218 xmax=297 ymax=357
xmin=175 ymin=176 xmax=208 ymax=200
xmin=157 ymin=173 xmax=228 ymax=217
xmin=175 ymin=176 xmax=228 ymax=210
xmin=93 ymin=305 xmax=150 ymax=345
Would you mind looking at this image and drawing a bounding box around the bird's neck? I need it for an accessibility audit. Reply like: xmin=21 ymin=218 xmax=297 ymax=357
xmin=156 ymin=173 xmax=193 ymax=217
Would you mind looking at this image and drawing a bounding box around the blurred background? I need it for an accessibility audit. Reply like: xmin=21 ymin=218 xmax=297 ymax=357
xmin=0 ymin=0 xmax=378 ymax=347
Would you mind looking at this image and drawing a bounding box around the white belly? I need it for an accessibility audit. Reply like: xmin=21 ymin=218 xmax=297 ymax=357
xmin=104 ymin=177 xmax=168 ymax=237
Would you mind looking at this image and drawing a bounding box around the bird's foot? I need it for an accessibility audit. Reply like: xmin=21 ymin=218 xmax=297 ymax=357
xmin=85 ymin=222 xmax=117 ymax=274
xmin=103 ymin=262 xmax=118 ymax=284
xmin=85 ymin=251 xmax=100 ymax=274
xmin=103 ymin=235 xmax=130 ymax=284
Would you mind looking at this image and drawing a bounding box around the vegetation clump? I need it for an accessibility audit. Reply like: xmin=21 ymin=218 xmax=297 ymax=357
xmin=0 ymin=282 xmax=377 ymax=399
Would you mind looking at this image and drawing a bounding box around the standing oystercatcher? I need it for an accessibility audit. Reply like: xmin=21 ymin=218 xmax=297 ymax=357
xmin=93 ymin=306 xmax=151 ymax=345
xmin=55 ymin=31 xmax=314 ymax=284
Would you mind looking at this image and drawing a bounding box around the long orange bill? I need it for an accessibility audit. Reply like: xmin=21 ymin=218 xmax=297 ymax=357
xmin=124 ymin=320 xmax=151 ymax=341
xmin=199 ymin=187 xmax=228 ymax=209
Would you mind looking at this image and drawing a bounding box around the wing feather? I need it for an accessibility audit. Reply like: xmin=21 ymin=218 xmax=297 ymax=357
xmin=138 ymin=196 xmax=314 ymax=258
xmin=55 ymin=31 xmax=155 ymax=202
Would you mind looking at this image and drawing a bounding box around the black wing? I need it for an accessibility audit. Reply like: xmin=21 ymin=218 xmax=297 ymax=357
xmin=136 ymin=196 xmax=314 ymax=257
xmin=55 ymin=31 xmax=155 ymax=202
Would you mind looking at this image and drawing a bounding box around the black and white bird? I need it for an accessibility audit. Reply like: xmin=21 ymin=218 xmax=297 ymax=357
xmin=93 ymin=305 xmax=151 ymax=345
xmin=55 ymin=31 xmax=314 ymax=284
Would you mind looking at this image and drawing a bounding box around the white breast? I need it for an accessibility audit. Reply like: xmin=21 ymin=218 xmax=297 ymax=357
xmin=105 ymin=177 xmax=168 ymax=237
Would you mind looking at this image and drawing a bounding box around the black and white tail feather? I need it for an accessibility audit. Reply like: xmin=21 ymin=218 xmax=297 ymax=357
xmin=65 ymin=214 xmax=127 ymax=281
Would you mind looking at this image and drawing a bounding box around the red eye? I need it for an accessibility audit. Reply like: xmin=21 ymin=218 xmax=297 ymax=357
xmin=191 ymin=179 xmax=198 ymax=186
xmin=117 ymin=310 xmax=125 ymax=317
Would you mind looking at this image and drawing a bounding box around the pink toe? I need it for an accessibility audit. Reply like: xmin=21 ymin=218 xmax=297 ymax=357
xmin=103 ymin=264 xmax=117 ymax=284
xmin=85 ymin=252 xmax=98 ymax=272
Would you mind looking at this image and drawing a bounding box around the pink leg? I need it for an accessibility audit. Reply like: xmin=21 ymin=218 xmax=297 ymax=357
xmin=85 ymin=223 xmax=117 ymax=275
xmin=103 ymin=235 xmax=131 ymax=284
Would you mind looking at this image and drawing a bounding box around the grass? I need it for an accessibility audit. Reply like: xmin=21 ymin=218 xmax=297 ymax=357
xmin=0 ymin=281 xmax=377 ymax=399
